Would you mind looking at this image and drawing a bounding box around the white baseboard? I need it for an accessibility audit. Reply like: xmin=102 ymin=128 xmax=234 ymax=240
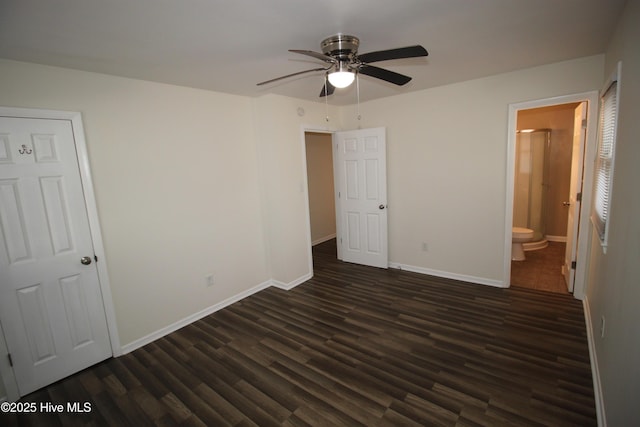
xmin=120 ymin=279 xmax=272 ymax=354
xmin=388 ymin=262 xmax=506 ymax=288
xmin=583 ymin=296 xmax=606 ymax=426
xmin=312 ymin=233 xmax=336 ymax=246
xmin=546 ymin=235 xmax=568 ymax=242
xmin=271 ymin=272 xmax=313 ymax=291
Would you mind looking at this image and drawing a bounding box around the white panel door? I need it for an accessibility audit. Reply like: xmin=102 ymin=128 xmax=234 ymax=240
xmin=0 ymin=117 xmax=111 ymax=396
xmin=335 ymin=128 xmax=388 ymax=268
xmin=563 ymin=103 xmax=587 ymax=292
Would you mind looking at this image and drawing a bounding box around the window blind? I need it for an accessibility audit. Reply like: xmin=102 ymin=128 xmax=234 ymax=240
xmin=593 ymin=73 xmax=619 ymax=246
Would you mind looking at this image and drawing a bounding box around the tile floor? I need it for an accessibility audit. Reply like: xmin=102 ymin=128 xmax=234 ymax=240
xmin=510 ymin=242 xmax=570 ymax=294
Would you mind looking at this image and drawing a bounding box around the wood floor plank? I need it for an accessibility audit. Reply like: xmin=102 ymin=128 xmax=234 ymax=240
xmin=268 ymin=361 xmax=373 ymax=426
xmin=214 ymin=345 xmax=302 ymax=413
xmin=192 ymin=383 xmax=256 ymax=427
xmin=1 ymin=238 xmax=596 ymax=426
xmin=127 ymin=386 xmax=170 ymax=423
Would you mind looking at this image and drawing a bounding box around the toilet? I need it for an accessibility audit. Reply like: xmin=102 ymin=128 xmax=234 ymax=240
xmin=512 ymin=227 xmax=534 ymax=261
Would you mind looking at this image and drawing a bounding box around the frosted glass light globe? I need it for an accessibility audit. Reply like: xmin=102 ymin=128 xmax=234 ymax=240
xmin=328 ymin=71 xmax=355 ymax=88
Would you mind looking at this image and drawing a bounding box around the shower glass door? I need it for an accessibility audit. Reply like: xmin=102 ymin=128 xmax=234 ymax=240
xmin=514 ymin=130 xmax=549 ymax=241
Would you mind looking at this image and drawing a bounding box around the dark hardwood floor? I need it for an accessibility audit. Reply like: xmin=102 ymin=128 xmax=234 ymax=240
xmin=2 ymin=239 xmax=596 ymax=426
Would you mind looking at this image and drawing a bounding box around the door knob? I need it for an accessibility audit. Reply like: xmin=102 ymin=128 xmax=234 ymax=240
xmin=379 ymin=204 xmax=386 ymax=210
xmin=80 ymin=256 xmax=92 ymax=265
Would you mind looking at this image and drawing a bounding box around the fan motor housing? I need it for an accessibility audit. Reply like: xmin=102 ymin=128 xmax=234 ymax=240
xmin=321 ymin=34 xmax=359 ymax=59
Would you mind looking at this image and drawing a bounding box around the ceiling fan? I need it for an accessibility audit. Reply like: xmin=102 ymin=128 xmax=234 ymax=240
xmin=257 ymin=34 xmax=428 ymax=97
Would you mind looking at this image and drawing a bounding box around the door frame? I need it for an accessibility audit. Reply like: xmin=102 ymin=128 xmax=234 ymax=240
xmin=0 ymin=106 xmax=120 ymax=401
xmin=503 ymin=91 xmax=599 ymax=299
xmin=563 ymin=102 xmax=588 ymax=292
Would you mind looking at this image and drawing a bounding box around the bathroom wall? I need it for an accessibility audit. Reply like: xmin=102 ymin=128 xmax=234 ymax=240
xmin=517 ymin=103 xmax=578 ymax=239
xmin=305 ymin=132 xmax=336 ymax=244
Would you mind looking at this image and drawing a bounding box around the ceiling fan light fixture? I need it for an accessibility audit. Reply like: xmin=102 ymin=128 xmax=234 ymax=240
xmin=328 ymin=70 xmax=355 ymax=88
xmin=327 ymin=61 xmax=355 ymax=88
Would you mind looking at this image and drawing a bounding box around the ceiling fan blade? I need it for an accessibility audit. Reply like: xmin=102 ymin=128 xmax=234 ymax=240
xmin=319 ymin=79 xmax=335 ymax=97
xmin=257 ymin=67 xmax=328 ymax=86
xmin=358 ymin=65 xmax=412 ymax=86
xmin=289 ymin=49 xmax=336 ymax=63
xmin=358 ymin=45 xmax=428 ymax=63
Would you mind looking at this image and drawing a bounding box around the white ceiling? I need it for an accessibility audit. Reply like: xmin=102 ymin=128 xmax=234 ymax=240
xmin=0 ymin=0 xmax=626 ymax=105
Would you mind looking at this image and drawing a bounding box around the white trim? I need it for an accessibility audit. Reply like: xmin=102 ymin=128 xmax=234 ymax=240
xmin=389 ymin=262 xmax=506 ymax=288
xmin=545 ymin=235 xmax=567 ymax=243
xmin=583 ymin=296 xmax=607 ymax=426
xmin=271 ymin=272 xmax=314 ymax=291
xmin=332 ymin=133 xmax=343 ymax=261
xmin=504 ymin=91 xmax=599 ymax=300
xmin=312 ymin=233 xmax=336 ymax=246
xmin=120 ymin=279 xmax=273 ymax=354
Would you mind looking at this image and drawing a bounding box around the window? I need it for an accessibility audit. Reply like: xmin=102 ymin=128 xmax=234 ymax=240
xmin=592 ymin=62 xmax=621 ymax=250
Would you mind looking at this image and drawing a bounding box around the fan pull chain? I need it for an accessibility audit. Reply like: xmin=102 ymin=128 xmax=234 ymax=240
xmin=356 ymin=73 xmax=362 ymax=125
xmin=324 ymin=75 xmax=330 ymax=122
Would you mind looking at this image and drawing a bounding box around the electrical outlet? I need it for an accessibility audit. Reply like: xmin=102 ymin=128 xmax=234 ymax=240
xmin=600 ymin=316 xmax=606 ymax=338
xmin=206 ymin=274 xmax=215 ymax=287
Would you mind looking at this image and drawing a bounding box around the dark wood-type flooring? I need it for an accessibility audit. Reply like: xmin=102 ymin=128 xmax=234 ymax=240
xmin=2 ymin=239 xmax=596 ymax=426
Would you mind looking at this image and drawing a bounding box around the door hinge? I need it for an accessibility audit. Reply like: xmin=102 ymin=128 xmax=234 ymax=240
xmin=8 ymin=353 xmax=13 ymax=367
xmin=576 ymin=192 xmax=582 ymax=202
xmin=571 ymin=261 xmax=577 ymax=270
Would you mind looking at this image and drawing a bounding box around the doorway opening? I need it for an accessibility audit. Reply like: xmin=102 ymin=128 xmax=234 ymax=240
xmin=304 ymin=131 xmax=338 ymax=260
xmin=504 ymin=92 xmax=599 ymax=300
xmin=305 ymin=132 xmax=337 ymax=248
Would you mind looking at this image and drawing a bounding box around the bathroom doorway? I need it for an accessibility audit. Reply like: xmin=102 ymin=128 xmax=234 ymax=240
xmin=504 ymin=92 xmax=599 ymax=300
xmin=512 ymin=103 xmax=581 ymax=293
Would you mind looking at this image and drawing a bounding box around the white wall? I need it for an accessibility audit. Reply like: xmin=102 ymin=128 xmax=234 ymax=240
xmin=340 ymin=55 xmax=604 ymax=285
xmin=253 ymin=94 xmax=340 ymax=287
xmin=0 ymin=59 xmax=270 ymax=347
xmin=586 ymin=0 xmax=640 ymax=425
